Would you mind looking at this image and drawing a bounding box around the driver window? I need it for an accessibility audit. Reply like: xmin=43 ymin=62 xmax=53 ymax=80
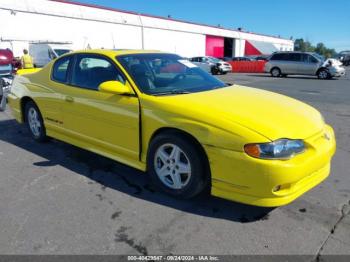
xmin=71 ymin=55 xmax=125 ymax=90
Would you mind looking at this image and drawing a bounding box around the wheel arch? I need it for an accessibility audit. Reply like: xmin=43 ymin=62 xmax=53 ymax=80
xmin=147 ymin=127 xmax=211 ymax=186
xmin=20 ymin=96 xmax=37 ymax=123
xmin=316 ymin=67 xmax=328 ymax=75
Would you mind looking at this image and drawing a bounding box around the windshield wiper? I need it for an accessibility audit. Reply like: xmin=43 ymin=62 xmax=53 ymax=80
xmin=153 ymin=90 xmax=191 ymax=96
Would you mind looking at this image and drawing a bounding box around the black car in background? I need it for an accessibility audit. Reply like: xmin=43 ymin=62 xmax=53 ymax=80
xmin=338 ymin=51 xmax=350 ymax=66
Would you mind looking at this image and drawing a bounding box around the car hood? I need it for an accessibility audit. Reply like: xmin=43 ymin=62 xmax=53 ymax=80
xmin=151 ymin=85 xmax=324 ymax=141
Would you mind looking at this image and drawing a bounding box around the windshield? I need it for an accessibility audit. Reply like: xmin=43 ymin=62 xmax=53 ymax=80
xmin=54 ymin=49 xmax=71 ymax=57
xmin=117 ymin=53 xmax=227 ymax=95
xmin=313 ymin=53 xmax=325 ymax=62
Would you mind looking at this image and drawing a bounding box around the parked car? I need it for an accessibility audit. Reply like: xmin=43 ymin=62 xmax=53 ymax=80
xmin=254 ymin=55 xmax=270 ymax=61
xmin=29 ymin=42 xmax=72 ymax=67
xmin=231 ymin=56 xmax=253 ymax=61
xmin=8 ymin=49 xmax=336 ymax=207
xmin=265 ymin=52 xmax=346 ymax=79
xmin=337 ymin=51 xmax=350 ymax=66
xmin=344 ymin=56 xmax=350 ymax=66
xmin=0 ymin=48 xmax=13 ymax=77
xmin=189 ymin=56 xmax=232 ymax=74
xmin=0 ymin=49 xmax=14 ymax=111
xmin=218 ymin=57 xmax=233 ymax=62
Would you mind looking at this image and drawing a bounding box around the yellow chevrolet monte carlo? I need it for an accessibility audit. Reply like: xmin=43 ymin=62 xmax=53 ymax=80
xmin=8 ymin=49 xmax=336 ymax=207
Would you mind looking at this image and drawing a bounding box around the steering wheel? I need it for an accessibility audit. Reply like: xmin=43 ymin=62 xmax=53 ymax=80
xmin=171 ymin=73 xmax=187 ymax=83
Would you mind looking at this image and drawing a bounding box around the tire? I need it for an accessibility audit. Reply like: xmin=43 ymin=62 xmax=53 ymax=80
xmin=271 ymin=67 xmax=281 ymax=77
xmin=24 ymin=100 xmax=48 ymax=142
xmin=317 ymin=69 xmax=330 ymax=80
xmin=147 ymin=132 xmax=208 ymax=199
xmin=211 ymin=67 xmax=219 ymax=75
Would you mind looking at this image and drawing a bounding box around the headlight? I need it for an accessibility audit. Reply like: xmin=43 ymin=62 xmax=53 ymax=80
xmin=244 ymin=139 xmax=305 ymax=160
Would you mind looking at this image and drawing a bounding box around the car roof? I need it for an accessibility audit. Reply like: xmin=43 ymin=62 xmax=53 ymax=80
xmin=272 ymin=51 xmax=315 ymax=55
xmin=64 ymin=49 xmax=165 ymax=57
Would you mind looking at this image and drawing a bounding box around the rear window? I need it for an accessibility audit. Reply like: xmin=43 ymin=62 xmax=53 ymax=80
xmin=52 ymin=55 xmax=71 ymax=83
xmin=289 ymin=53 xmax=302 ymax=61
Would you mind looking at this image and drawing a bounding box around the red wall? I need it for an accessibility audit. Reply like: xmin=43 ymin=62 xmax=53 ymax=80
xmin=228 ymin=61 xmax=267 ymax=73
xmin=205 ymin=35 xmax=224 ymax=58
xmin=244 ymin=40 xmax=262 ymax=56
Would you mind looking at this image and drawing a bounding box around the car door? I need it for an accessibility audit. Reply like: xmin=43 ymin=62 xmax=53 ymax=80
xmin=301 ymin=54 xmax=321 ymax=75
xmin=60 ymin=53 xmax=140 ymax=162
xmin=286 ymin=53 xmax=303 ymax=74
xmin=270 ymin=53 xmax=291 ymax=74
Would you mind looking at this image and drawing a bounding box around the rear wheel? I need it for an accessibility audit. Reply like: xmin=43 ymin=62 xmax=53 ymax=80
xmin=147 ymin=133 xmax=208 ymax=199
xmin=317 ymin=69 xmax=330 ymax=80
xmin=24 ymin=101 xmax=48 ymax=142
xmin=271 ymin=67 xmax=281 ymax=77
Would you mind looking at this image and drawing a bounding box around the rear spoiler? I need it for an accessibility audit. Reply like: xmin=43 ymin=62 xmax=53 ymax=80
xmin=16 ymin=68 xmax=42 ymax=76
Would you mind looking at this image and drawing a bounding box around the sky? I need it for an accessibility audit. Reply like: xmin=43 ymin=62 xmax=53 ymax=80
xmin=76 ymin=0 xmax=350 ymax=52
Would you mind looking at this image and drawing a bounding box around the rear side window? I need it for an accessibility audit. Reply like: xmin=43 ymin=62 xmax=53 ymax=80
xmin=289 ymin=53 xmax=302 ymax=62
xmin=270 ymin=53 xmax=285 ymax=61
xmin=52 ymin=56 xmax=71 ymax=83
xmin=71 ymin=55 xmax=125 ymax=90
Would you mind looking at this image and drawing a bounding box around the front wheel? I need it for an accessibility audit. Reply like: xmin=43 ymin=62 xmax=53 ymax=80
xmin=211 ymin=67 xmax=219 ymax=75
xmin=317 ymin=69 xmax=330 ymax=80
xmin=25 ymin=101 xmax=48 ymax=142
xmin=147 ymin=133 xmax=208 ymax=199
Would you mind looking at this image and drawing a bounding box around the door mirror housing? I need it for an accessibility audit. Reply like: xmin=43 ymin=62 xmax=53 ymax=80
xmin=99 ymin=81 xmax=135 ymax=95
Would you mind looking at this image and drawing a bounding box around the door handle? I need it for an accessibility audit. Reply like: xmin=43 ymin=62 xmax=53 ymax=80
xmin=65 ymin=96 xmax=74 ymax=103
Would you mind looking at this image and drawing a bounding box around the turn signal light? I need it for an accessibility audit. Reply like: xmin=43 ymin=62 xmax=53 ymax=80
xmin=244 ymin=144 xmax=260 ymax=158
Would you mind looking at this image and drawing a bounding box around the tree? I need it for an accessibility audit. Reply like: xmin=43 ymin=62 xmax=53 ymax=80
xmin=294 ymin=38 xmax=314 ymax=52
xmin=294 ymin=38 xmax=336 ymax=58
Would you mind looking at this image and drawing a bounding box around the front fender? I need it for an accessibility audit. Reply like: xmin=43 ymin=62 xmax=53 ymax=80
xmin=140 ymin=98 xmax=269 ymax=162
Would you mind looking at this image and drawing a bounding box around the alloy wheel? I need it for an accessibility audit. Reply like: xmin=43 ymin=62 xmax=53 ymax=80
xmin=319 ymin=70 xmax=329 ymax=79
xmin=27 ymin=107 xmax=42 ymax=137
xmin=154 ymin=143 xmax=192 ymax=190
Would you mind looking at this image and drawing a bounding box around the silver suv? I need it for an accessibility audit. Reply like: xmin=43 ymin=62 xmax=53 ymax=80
xmin=265 ymin=52 xmax=346 ymax=79
xmin=189 ymin=56 xmax=232 ymax=75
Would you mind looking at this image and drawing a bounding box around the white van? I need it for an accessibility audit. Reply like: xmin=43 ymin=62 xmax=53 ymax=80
xmin=29 ymin=43 xmax=72 ymax=67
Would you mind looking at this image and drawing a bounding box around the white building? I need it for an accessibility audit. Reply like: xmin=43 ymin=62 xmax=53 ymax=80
xmin=0 ymin=0 xmax=294 ymax=58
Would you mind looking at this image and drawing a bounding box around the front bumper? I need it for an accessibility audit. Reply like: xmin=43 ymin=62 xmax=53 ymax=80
xmin=329 ymin=67 xmax=346 ymax=77
xmin=219 ymin=65 xmax=232 ymax=72
xmin=205 ymin=125 xmax=336 ymax=207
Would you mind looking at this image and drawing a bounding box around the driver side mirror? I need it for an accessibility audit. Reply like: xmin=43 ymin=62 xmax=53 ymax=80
xmin=98 ymin=81 xmax=135 ymax=96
